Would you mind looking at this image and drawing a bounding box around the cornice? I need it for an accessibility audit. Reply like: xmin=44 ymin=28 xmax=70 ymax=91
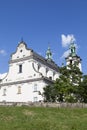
xmin=9 ymin=51 xmax=59 ymax=72
xmin=65 ymin=55 xmax=82 ymax=61
xmin=9 ymin=55 xmax=33 ymax=64
xmin=0 ymin=77 xmax=53 ymax=87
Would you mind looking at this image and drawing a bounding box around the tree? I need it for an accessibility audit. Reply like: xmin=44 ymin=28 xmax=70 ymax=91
xmin=43 ymin=64 xmax=83 ymax=103
xmin=43 ymin=85 xmax=56 ymax=102
xmin=79 ymin=75 xmax=87 ymax=103
xmin=54 ymin=65 xmax=79 ymax=103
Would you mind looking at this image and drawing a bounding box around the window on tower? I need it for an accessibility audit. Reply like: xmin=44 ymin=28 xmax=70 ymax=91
xmin=70 ymin=60 xmax=72 ymax=65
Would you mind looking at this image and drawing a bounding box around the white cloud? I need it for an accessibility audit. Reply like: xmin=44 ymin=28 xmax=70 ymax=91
xmin=61 ymin=34 xmax=76 ymax=47
xmin=0 ymin=50 xmax=7 ymax=56
xmin=61 ymin=34 xmax=78 ymax=59
xmin=61 ymin=49 xmax=70 ymax=58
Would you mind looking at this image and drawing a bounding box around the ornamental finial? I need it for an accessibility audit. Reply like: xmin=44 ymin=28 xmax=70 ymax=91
xmin=46 ymin=46 xmax=52 ymax=61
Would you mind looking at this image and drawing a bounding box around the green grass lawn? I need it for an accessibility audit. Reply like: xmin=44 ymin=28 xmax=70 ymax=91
xmin=0 ymin=106 xmax=87 ymax=130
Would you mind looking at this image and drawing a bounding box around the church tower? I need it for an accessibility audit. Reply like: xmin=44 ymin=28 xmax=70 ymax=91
xmin=65 ymin=42 xmax=82 ymax=71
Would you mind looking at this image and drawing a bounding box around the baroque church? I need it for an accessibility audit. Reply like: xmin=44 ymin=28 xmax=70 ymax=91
xmin=0 ymin=40 xmax=82 ymax=103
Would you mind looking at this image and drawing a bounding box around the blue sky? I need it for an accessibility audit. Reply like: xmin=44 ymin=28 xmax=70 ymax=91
xmin=0 ymin=0 xmax=87 ymax=74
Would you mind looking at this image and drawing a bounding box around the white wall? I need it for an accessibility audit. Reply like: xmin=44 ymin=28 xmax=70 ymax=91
xmin=0 ymin=81 xmax=46 ymax=102
xmin=0 ymin=42 xmax=60 ymax=102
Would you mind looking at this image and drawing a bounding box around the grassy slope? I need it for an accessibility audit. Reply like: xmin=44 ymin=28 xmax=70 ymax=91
xmin=0 ymin=106 xmax=87 ymax=130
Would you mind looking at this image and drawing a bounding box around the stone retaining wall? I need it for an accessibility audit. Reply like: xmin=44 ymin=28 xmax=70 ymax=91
xmin=0 ymin=102 xmax=87 ymax=108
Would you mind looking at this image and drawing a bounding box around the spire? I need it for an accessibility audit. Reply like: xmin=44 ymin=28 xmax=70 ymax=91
xmin=20 ymin=37 xmax=24 ymax=43
xmin=19 ymin=37 xmax=26 ymax=45
xmin=69 ymin=42 xmax=76 ymax=57
xmin=46 ymin=47 xmax=52 ymax=61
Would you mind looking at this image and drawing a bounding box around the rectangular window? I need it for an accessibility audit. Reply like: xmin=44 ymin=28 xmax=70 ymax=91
xmin=3 ymin=88 xmax=6 ymax=96
xmin=19 ymin=64 xmax=22 ymax=73
xmin=17 ymin=86 xmax=21 ymax=94
xmin=33 ymin=84 xmax=38 ymax=92
xmin=33 ymin=97 xmax=38 ymax=102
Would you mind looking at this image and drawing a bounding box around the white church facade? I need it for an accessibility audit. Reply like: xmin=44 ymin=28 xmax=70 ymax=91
xmin=0 ymin=40 xmax=82 ymax=103
xmin=0 ymin=41 xmax=60 ymax=103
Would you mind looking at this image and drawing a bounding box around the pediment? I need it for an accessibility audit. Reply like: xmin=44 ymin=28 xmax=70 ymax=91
xmin=11 ymin=42 xmax=33 ymax=60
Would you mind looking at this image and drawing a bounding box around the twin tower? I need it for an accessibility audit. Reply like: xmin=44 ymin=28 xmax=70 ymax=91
xmin=46 ymin=42 xmax=82 ymax=71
